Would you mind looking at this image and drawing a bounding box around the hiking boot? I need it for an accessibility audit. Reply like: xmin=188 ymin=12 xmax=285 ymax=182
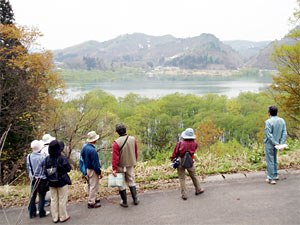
xmin=181 ymin=195 xmax=187 ymax=200
xmin=87 ymin=202 xmax=101 ymax=208
xmin=129 ymin=186 xmax=140 ymax=205
xmin=119 ymin=190 xmax=128 ymax=207
xmin=195 ymin=188 xmax=205 ymax=195
xmin=95 ymin=199 xmax=101 ymax=203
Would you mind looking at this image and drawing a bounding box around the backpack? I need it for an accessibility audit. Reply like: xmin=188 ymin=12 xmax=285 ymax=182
xmin=45 ymin=157 xmax=59 ymax=182
xmin=180 ymin=144 xmax=193 ymax=169
xmin=79 ymin=156 xmax=87 ymax=176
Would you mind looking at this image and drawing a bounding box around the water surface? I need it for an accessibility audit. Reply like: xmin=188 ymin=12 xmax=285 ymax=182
xmin=65 ymin=79 xmax=271 ymax=100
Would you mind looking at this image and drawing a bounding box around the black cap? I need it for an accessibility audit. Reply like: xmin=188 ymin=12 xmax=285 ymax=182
xmin=49 ymin=140 xmax=65 ymax=156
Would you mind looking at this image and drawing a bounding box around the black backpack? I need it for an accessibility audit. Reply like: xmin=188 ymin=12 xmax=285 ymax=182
xmin=181 ymin=143 xmax=193 ymax=169
xmin=45 ymin=157 xmax=59 ymax=182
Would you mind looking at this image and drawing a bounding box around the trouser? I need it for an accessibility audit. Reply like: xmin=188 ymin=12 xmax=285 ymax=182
xmin=177 ymin=164 xmax=201 ymax=197
xmin=87 ymin=169 xmax=99 ymax=204
xmin=265 ymin=146 xmax=278 ymax=180
xmin=50 ymin=185 xmax=69 ymax=222
xmin=28 ymin=179 xmax=47 ymax=218
xmin=117 ymin=166 xmax=136 ymax=191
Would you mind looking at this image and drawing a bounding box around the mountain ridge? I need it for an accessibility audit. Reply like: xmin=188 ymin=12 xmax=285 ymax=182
xmin=52 ymin=32 xmax=290 ymax=70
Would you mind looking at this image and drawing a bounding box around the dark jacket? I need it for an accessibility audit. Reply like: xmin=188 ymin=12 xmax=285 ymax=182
xmin=44 ymin=140 xmax=72 ymax=188
xmin=81 ymin=143 xmax=101 ymax=175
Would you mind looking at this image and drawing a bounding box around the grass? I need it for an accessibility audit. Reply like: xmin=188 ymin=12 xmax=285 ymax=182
xmin=0 ymin=145 xmax=299 ymax=208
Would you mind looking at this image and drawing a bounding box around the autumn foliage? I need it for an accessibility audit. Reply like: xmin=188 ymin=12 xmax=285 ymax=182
xmin=194 ymin=120 xmax=223 ymax=151
xmin=0 ymin=20 xmax=63 ymax=184
xmin=270 ymin=1 xmax=300 ymax=138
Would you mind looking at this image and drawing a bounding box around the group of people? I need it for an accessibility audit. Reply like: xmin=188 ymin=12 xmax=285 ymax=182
xmin=27 ymin=135 xmax=72 ymax=223
xmin=26 ymin=123 xmax=140 ymax=223
xmin=26 ymin=105 xmax=287 ymax=223
xmin=81 ymin=123 xmax=139 ymax=209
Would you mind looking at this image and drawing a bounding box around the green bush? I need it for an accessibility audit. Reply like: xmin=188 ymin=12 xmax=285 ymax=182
xmin=208 ymin=139 xmax=248 ymax=158
xmin=247 ymin=144 xmax=264 ymax=163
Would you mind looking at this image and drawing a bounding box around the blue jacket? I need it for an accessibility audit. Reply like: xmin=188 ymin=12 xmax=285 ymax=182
xmin=264 ymin=116 xmax=287 ymax=147
xmin=26 ymin=152 xmax=47 ymax=180
xmin=81 ymin=143 xmax=101 ymax=175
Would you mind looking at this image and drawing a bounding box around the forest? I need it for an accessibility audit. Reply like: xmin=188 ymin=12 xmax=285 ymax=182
xmin=42 ymin=89 xmax=298 ymax=169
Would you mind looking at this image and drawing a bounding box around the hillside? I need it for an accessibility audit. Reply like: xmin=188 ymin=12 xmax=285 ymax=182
xmin=245 ymin=34 xmax=296 ymax=69
xmin=53 ymin=33 xmax=243 ymax=70
xmin=223 ymin=40 xmax=270 ymax=61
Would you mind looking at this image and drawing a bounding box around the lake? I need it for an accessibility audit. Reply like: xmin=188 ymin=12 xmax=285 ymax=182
xmin=64 ymin=79 xmax=271 ymax=100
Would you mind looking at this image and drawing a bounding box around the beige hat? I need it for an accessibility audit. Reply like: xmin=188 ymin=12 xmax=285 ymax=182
xmin=86 ymin=131 xmax=100 ymax=143
xmin=31 ymin=140 xmax=44 ymax=153
xmin=42 ymin=134 xmax=56 ymax=144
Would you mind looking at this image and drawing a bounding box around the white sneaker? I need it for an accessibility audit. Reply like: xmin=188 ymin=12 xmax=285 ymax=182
xmin=265 ymin=179 xmax=276 ymax=184
xmin=37 ymin=210 xmax=50 ymax=216
xmin=274 ymin=176 xmax=279 ymax=180
xmin=270 ymin=180 xmax=276 ymax=184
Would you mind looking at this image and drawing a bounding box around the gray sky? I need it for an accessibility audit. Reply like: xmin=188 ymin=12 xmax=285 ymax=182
xmin=9 ymin=0 xmax=297 ymax=50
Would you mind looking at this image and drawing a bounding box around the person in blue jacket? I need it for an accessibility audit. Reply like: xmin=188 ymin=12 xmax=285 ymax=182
xmin=81 ymin=131 xmax=102 ymax=208
xmin=264 ymin=105 xmax=287 ymax=184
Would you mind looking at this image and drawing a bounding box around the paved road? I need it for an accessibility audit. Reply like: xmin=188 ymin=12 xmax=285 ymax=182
xmin=1 ymin=172 xmax=299 ymax=225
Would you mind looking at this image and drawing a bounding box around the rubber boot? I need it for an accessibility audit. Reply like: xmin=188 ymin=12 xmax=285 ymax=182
xmin=129 ymin=186 xmax=140 ymax=205
xmin=119 ymin=190 xmax=128 ymax=207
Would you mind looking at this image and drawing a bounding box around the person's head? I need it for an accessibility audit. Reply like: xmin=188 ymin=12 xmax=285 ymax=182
xmin=181 ymin=128 xmax=196 ymax=140
xmin=48 ymin=140 xmax=64 ymax=157
xmin=30 ymin=140 xmax=44 ymax=153
xmin=116 ymin=123 xmax=126 ymax=136
xmin=86 ymin=131 xmax=99 ymax=144
xmin=42 ymin=134 xmax=56 ymax=145
xmin=268 ymin=105 xmax=278 ymax=116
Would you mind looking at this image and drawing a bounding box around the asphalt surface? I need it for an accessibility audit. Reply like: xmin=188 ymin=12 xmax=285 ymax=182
xmin=1 ymin=171 xmax=299 ymax=225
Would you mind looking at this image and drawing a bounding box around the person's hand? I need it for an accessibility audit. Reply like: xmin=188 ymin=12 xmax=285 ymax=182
xmin=99 ymin=174 xmax=103 ymax=179
xmin=112 ymin=170 xmax=117 ymax=177
xmin=275 ymin=144 xmax=283 ymax=152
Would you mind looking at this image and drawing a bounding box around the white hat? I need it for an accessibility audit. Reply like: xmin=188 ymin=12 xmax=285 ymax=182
xmin=181 ymin=128 xmax=196 ymax=139
xmin=31 ymin=140 xmax=44 ymax=153
xmin=86 ymin=131 xmax=100 ymax=143
xmin=42 ymin=134 xmax=56 ymax=144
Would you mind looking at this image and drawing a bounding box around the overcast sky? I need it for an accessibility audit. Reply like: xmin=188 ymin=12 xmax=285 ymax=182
xmin=9 ymin=0 xmax=297 ymax=50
